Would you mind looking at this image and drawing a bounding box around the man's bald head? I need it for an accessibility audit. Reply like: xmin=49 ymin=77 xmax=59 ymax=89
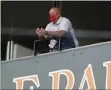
xmin=49 ymin=8 xmax=61 ymax=15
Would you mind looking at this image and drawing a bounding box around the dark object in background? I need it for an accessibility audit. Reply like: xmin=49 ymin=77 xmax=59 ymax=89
xmin=38 ymin=25 xmax=46 ymax=29
xmin=34 ymin=39 xmax=50 ymax=55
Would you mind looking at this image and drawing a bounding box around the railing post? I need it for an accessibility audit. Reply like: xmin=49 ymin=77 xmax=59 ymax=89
xmin=33 ymin=40 xmax=36 ymax=56
xmin=58 ymin=38 xmax=62 ymax=51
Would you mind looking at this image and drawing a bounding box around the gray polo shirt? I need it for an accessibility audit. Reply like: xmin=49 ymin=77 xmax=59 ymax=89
xmin=45 ymin=17 xmax=79 ymax=49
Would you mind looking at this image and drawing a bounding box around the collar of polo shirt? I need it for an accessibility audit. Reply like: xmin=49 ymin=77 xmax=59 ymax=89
xmin=54 ymin=17 xmax=62 ymax=25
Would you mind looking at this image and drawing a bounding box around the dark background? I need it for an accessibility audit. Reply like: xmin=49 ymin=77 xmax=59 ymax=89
xmin=1 ymin=1 xmax=111 ymax=60
xmin=2 ymin=1 xmax=111 ymax=29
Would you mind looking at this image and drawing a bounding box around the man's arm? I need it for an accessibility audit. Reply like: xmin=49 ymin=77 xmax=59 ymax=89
xmin=45 ymin=30 xmax=65 ymax=37
xmin=45 ymin=18 xmax=71 ymax=37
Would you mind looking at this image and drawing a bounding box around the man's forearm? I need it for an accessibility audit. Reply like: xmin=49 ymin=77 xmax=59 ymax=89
xmin=45 ymin=30 xmax=64 ymax=37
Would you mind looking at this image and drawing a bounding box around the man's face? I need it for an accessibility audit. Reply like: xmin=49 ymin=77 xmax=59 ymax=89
xmin=49 ymin=9 xmax=59 ymax=21
xmin=49 ymin=8 xmax=60 ymax=22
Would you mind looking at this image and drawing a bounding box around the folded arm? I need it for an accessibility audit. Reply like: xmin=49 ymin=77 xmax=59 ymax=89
xmin=45 ymin=30 xmax=65 ymax=37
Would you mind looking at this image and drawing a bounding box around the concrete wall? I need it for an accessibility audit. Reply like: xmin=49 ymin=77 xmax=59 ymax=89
xmin=1 ymin=41 xmax=111 ymax=89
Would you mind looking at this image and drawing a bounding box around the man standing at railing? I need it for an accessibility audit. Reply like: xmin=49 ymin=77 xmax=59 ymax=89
xmin=36 ymin=7 xmax=79 ymax=50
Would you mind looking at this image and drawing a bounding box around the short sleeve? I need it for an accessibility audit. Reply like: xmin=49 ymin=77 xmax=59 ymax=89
xmin=45 ymin=24 xmax=50 ymax=31
xmin=59 ymin=19 xmax=72 ymax=32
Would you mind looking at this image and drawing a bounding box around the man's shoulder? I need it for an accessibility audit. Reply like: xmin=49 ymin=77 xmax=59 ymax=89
xmin=61 ymin=17 xmax=71 ymax=23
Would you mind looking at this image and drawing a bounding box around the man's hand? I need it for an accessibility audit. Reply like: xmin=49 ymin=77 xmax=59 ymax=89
xmin=44 ymin=35 xmax=49 ymax=39
xmin=36 ymin=28 xmax=45 ymax=37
